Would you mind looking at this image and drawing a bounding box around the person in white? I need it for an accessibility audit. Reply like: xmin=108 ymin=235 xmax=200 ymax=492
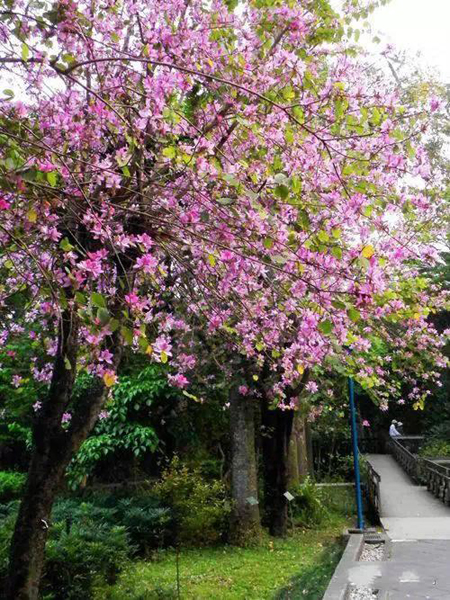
xmin=389 ymin=420 xmax=401 ymax=437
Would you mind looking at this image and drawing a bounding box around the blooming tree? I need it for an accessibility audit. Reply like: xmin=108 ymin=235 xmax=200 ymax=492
xmin=0 ymin=0 xmax=448 ymax=595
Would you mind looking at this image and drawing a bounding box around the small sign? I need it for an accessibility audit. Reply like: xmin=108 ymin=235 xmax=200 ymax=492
xmin=246 ymin=496 xmax=259 ymax=506
xmin=284 ymin=491 xmax=295 ymax=502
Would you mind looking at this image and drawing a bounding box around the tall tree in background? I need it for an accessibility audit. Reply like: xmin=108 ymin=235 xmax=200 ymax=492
xmin=0 ymin=0 xmax=448 ymax=596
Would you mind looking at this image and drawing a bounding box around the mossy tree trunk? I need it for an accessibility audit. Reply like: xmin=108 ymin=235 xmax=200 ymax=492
xmin=288 ymin=412 xmax=311 ymax=486
xmin=229 ymin=386 xmax=261 ymax=545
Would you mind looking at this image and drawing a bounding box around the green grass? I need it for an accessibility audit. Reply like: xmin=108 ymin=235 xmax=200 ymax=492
xmin=95 ymin=521 xmax=348 ymax=600
xmin=94 ymin=486 xmax=356 ymax=600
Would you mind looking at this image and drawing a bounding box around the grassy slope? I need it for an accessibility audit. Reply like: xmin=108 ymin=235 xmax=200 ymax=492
xmin=96 ymin=520 xmax=349 ymax=599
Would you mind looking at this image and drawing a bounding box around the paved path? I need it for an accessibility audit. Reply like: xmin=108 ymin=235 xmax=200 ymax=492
xmin=367 ymin=453 xmax=450 ymax=541
xmin=325 ymin=454 xmax=450 ymax=599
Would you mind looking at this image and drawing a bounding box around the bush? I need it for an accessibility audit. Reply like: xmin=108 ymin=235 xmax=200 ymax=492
xmin=53 ymin=494 xmax=172 ymax=555
xmin=0 ymin=498 xmax=132 ymax=599
xmin=419 ymin=439 xmax=450 ymax=458
xmin=0 ymin=504 xmax=17 ymax=592
xmin=0 ymin=471 xmax=26 ymax=502
xmin=153 ymin=457 xmax=230 ymax=546
xmin=43 ymin=520 xmax=131 ymax=599
xmin=289 ymin=478 xmax=326 ymax=527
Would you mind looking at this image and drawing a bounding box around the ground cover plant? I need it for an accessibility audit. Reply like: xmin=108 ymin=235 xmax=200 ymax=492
xmin=94 ymin=525 xmax=348 ymax=600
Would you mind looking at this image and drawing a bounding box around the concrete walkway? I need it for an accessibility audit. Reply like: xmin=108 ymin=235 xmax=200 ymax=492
xmin=367 ymin=453 xmax=450 ymax=541
xmin=325 ymin=454 xmax=450 ymax=599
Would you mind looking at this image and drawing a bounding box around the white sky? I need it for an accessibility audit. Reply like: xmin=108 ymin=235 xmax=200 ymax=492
xmin=369 ymin=0 xmax=450 ymax=81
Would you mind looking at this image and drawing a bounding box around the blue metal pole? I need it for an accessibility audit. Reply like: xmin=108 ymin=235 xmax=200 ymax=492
xmin=349 ymin=376 xmax=364 ymax=530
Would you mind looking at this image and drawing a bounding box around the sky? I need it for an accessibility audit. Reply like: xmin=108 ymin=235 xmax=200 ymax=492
xmin=368 ymin=0 xmax=450 ymax=81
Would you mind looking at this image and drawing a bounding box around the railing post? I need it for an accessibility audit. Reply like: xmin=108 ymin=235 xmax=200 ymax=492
xmin=349 ymin=376 xmax=364 ymax=530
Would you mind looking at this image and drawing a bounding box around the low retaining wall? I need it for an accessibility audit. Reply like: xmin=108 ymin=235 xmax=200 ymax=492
xmin=322 ymin=534 xmax=364 ymax=600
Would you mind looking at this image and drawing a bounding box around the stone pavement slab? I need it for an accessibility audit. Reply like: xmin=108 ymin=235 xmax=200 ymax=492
xmin=382 ymin=517 xmax=450 ymax=540
xmin=329 ymin=539 xmax=450 ymax=599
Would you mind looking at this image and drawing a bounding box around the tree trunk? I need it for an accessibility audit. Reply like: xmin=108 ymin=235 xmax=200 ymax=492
xmin=306 ymin=421 xmax=314 ymax=476
xmin=261 ymin=404 xmax=294 ymax=537
xmin=288 ymin=411 xmax=310 ymax=486
xmin=6 ymin=311 xmax=121 ymax=600
xmin=229 ymin=387 xmax=261 ymax=545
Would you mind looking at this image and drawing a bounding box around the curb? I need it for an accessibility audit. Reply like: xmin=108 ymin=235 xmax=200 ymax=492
xmin=322 ymin=533 xmax=364 ymax=600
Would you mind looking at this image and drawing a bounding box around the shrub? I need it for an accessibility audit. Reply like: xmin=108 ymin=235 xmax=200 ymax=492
xmin=0 ymin=471 xmax=26 ymax=502
xmin=53 ymin=494 xmax=172 ymax=555
xmin=289 ymin=478 xmax=326 ymax=527
xmin=43 ymin=520 xmax=131 ymax=599
xmin=419 ymin=439 xmax=450 ymax=458
xmin=0 ymin=498 xmax=132 ymax=599
xmin=0 ymin=504 xmax=17 ymax=592
xmin=153 ymin=457 xmax=230 ymax=546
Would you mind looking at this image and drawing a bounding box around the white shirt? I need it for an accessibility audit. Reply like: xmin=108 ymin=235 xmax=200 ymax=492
xmin=389 ymin=424 xmax=400 ymax=437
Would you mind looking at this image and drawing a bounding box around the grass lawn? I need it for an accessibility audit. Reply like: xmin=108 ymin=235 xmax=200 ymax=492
xmin=96 ymin=518 xmax=350 ymax=600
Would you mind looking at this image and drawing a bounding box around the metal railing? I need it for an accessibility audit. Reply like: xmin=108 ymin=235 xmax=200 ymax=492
xmin=421 ymin=458 xmax=450 ymax=506
xmin=364 ymin=459 xmax=381 ymax=521
xmin=388 ymin=436 xmax=424 ymax=483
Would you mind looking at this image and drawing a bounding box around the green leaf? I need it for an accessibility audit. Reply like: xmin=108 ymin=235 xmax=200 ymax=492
xmin=21 ymin=43 xmax=29 ymax=62
xmin=162 ymin=146 xmax=176 ymax=159
xmin=332 ymin=300 xmax=346 ymax=310
xmin=317 ymin=230 xmax=329 ymax=243
xmin=263 ymin=237 xmax=274 ymax=249
xmin=2 ymin=89 xmax=14 ymax=98
xmin=121 ymin=326 xmax=134 ymax=345
xmin=332 ymin=228 xmax=341 ymax=239
xmin=91 ymin=292 xmax=107 ymax=308
xmin=318 ymin=320 xmax=333 ymax=335
xmin=59 ymin=237 xmax=73 ymax=252
xmin=292 ymin=106 xmax=304 ymax=123
xmin=217 ymin=197 xmax=234 ymax=205
xmin=274 ymin=184 xmax=289 ymax=200
xmin=284 ymin=126 xmax=294 ymax=144
xmin=348 ymin=308 xmax=361 ymax=323
xmin=64 ymin=356 xmax=72 ymax=370
xmin=109 ymin=318 xmax=120 ymax=332
xmin=331 ymin=246 xmax=342 ymax=259
xmin=97 ymin=308 xmax=110 ymax=326
xmin=75 ymin=292 xmax=86 ymax=305
xmin=291 ymin=176 xmax=302 ymax=194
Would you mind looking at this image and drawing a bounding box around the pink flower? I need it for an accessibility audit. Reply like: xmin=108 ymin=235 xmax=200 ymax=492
xmin=238 ymin=385 xmax=249 ymax=396
xmin=33 ymin=401 xmax=42 ymax=412
xmin=98 ymin=410 xmax=109 ymax=420
xmin=0 ymin=198 xmax=10 ymax=210
xmin=61 ymin=412 xmax=72 ymax=424
xmin=12 ymin=375 xmax=23 ymax=388
xmin=99 ymin=349 xmax=113 ymax=364
xmin=362 ymin=420 xmax=370 ymax=427
xmin=134 ymin=253 xmax=158 ymax=274
xmin=305 ymin=381 xmax=318 ymax=393
xmin=168 ymin=373 xmax=189 ymax=388
xmin=153 ymin=335 xmax=172 ymax=359
xmin=430 ymin=96 xmax=441 ymax=112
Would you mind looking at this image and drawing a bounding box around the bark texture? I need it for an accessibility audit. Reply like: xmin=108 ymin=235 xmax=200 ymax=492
xmin=261 ymin=403 xmax=294 ymax=537
xmin=6 ymin=311 xmax=121 ymax=600
xmin=287 ymin=412 xmax=311 ymax=486
xmin=229 ymin=387 xmax=261 ymax=545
